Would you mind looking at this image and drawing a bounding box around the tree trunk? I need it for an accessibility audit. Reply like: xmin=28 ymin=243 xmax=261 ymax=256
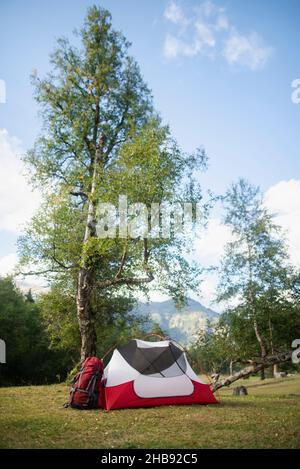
xmin=252 ymin=306 xmax=267 ymax=380
xmin=273 ymin=363 xmax=279 ymax=377
xmin=76 ymin=136 xmax=103 ymax=362
xmin=247 ymin=243 xmax=267 ymax=379
xmin=268 ymin=314 xmax=277 ymax=378
xmin=229 ymin=360 xmax=234 ymax=376
xmin=252 ymin=312 xmax=267 ymax=358
xmin=211 ymin=350 xmax=292 ymax=393
xmin=76 ymin=268 xmax=97 ymax=361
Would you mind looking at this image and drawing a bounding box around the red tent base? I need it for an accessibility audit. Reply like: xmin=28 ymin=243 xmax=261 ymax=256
xmin=101 ymin=380 xmax=218 ymax=410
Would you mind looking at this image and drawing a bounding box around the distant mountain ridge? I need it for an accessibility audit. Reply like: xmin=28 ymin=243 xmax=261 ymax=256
xmin=133 ymin=298 xmax=219 ymax=344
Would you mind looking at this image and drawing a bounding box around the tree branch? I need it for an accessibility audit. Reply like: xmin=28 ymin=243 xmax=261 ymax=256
xmin=211 ymin=350 xmax=293 ymax=393
xmin=96 ymin=270 xmax=154 ymax=289
xmin=95 ymin=236 xmax=154 ymax=289
xmin=69 ymin=191 xmax=88 ymax=199
xmin=115 ymin=244 xmax=128 ymax=279
xmin=18 ymin=268 xmax=68 ymax=276
xmin=103 ymin=102 xmax=129 ymax=161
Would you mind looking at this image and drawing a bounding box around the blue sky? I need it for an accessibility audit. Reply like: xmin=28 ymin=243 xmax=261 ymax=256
xmin=0 ymin=0 xmax=299 ymax=305
xmin=1 ymin=0 xmax=299 ymax=191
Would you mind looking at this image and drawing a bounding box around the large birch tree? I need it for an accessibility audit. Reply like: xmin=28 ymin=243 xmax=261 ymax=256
xmin=18 ymin=6 xmax=206 ymax=361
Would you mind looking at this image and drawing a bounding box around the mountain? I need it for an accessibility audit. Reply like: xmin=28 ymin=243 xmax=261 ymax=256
xmin=133 ymin=298 xmax=219 ymax=345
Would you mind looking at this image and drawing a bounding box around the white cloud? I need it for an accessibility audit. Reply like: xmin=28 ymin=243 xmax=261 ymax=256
xmin=138 ymin=291 xmax=171 ymax=303
xmin=0 ymin=129 xmax=45 ymax=293
xmin=0 ymin=253 xmax=18 ymax=276
xmin=201 ymin=0 xmax=216 ymax=18
xmin=164 ymin=1 xmax=187 ymax=26
xmin=223 ymin=31 xmax=273 ymax=71
xmin=195 ymin=181 xmax=300 ymax=271
xmin=215 ymin=13 xmax=229 ymax=31
xmin=197 ymin=271 xmax=220 ymax=310
xmin=264 ymin=179 xmax=300 ymax=215
xmin=264 ymin=179 xmax=300 ymax=266
xmin=194 ymin=218 xmax=231 ymax=266
xmin=190 ymin=180 xmax=300 ymax=307
xmin=0 ymin=252 xmax=47 ymax=293
xmin=163 ymin=1 xmax=273 ymax=70
xmin=195 ymin=21 xmax=216 ymax=48
xmin=164 ymin=34 xmax=184 ymax=59
xmin=16 ymin=275 xmax=49 ymax=293
xmin=164 ymin=34 xmax=202 ymax=59
xmin=0 ymin=129 xmax=41 ymax=233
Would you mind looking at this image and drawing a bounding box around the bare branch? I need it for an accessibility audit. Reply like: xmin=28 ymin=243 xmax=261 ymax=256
xmin=211 ymin=350 xmax=293 ymax=393
xmin=69 ymin=191 xmax=88 ymax=199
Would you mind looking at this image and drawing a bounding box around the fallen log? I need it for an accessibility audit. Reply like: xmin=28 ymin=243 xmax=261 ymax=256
xmin=210 ymin=350 xmax=292 ymax=393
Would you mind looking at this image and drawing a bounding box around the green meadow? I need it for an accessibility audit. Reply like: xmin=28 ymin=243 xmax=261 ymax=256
xmin=0 ymin=375 xmax=299 ymax=449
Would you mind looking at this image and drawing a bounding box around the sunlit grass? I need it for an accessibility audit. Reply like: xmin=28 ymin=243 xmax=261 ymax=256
xmin=0 ymin=376 xmax=299 ymax=448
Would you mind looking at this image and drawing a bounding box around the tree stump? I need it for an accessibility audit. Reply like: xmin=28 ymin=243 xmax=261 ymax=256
xmin=233 ymin=385 xmax=248 ymax=396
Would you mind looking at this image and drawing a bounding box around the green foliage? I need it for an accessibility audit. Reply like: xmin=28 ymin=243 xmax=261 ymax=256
xmin=189 ymin=320 xmax=232 ymax=374
xmin=37 ymin=283 xmax=80 ymax=353
xmin=18 ymin=4 xmax=207 ymax=309
xmin=38 ymin=281 xmax=149 ymax=362
xmin=191 ymin=180 xmax=300 ymax=375
xmin=219 ymin=179 xmax=290 ymax=304
xmin=0 ymin=276 xmax=149 ymax=384
xmin=217 ymin=179 xmax=300 ymax=360
xmin=0 ymin=277 xmax=71 ymax=385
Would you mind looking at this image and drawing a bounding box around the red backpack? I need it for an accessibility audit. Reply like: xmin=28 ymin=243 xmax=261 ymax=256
xmin=67 ymin=357 xmax=104 ymax=409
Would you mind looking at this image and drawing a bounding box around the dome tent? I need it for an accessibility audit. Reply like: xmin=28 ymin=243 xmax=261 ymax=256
xmin=99 ymin=337 xmax=218 ymax=410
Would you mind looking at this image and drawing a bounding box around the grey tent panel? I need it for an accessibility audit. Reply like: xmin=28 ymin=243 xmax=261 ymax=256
xmin=117 ymin=340 xmax=187 ymax=376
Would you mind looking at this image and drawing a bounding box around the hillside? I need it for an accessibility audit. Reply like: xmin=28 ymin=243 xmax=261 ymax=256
xmin=133 ymin=298 xmax=219 ymax=344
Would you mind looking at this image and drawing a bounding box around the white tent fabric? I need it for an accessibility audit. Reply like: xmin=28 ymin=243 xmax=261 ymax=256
xmin=101 ymin=338 xmax=218 ymax=410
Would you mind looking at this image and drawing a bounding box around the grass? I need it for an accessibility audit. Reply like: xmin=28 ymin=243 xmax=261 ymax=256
xmin=0 ymin=375 xmax=299 ymax=449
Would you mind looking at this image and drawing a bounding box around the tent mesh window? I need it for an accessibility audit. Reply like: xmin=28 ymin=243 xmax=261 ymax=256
xmin=117 ymin=340 xmax=187 ymax=377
